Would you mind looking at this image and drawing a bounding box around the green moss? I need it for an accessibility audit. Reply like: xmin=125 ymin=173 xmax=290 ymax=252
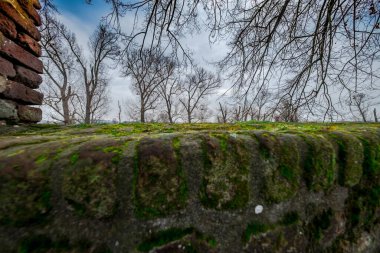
xmin=280 ymin=211 xmax=300 ymax=226
xmin=62 ymin=149 xmax=117 ymax=219
xmin=301 ymin=134 xmax=336 ymax=191
xmin=328 ymin=132 xmax=364 ymax=187
xmin=200 ymin=134 xmax=250 ymax=210
xmin=35 ymin=154 xmax=49 ymax=166
xmin=244 ymin=221 xmax=273 ymax=242
xmin=255 ymin=132 xmax=301 ymax=203
xmin=137 ymin=227 xmax=194 ymax=252
xmin=0 ymin=166 xmax=52 ymax=226
xmin=134 ymin=137 xmax=188 ymax=218
xmin=309 ymin=208 xmax=333 ymax=241
xmin=70 ymin=153 xmax=79 ymax=165
xmin=172 ymin=137 xmax=189 ymax=207
xmin=103 ymin=146 xmax=123 ymax=164
xmin=354 ymin=131 xmax=380 ymax=177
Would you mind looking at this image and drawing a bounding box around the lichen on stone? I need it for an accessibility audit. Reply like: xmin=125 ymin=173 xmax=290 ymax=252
xmin=200 ymin=133 xmax=250 ymax=210
xmin=62 ymin=141 xmax=121 ymax=219
xmin=301 ymin=134 xmax=336 ymax=191
xmin=134 ymin=137 xmax=188 ymax=218
xmin=0 ymin=147 xmax=52 ymax=226
xmin=327 ymin=132 xmax=364 ymax=187
xmin=254 ymin=132 xmax=301 ymax=203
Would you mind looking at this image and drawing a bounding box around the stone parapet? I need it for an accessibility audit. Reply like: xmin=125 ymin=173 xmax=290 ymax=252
xmin=0 ymin=123 xmax=379 ymax=252
xmin=0 ymin=0 xmax=43 ymax=124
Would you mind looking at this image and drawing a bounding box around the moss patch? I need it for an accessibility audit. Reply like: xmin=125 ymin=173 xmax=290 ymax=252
xmin=200 ymin=134 xmax=250 ymax=210
xmin=327 ymin=132 xmax=364 ymax=187
xmin=137 ymin=227 xmax=216 ymax=253
xmin=301 ymin=134 xmax=336 ymax=191
xmin=308 ymin=208 xmax=334 ymax=241
xmin=0 ymin=149 xmax=52 ymax=226
xmin=62 ymin=142 xmax=121 ymax=219
xmin=254 ymin=132 xmax=301 ymax=203
xmin=134 ymin=137 xmax=188 ymax=218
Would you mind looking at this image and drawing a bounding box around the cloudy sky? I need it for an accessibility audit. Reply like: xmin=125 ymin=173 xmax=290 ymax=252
xmin=42 ymin=1 xmax=380 ymax=123
xmin=42 ymin=0 xmax=229 ymax=122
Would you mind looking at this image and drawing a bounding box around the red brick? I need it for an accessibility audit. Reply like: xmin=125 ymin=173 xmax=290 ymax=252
xmin=0 ymin=56 xmax=16 ymax=78
xmin=0 ymin=12 xmax=17 ymax=40
xmin=31 ymin=0 xmax=42 ymax=10
xmin=17 ymin=33 xmax=42 ymax=57
xmin=17 ymin=105 xmax=42 ymax=122
xmin=0 ymin=32 xmax=43 ymax=74
xmin=0 ymin=76 xmax=43 ymax=105
xmin=12 ymin=65 xmax=42 ymax=89
xmin=0 ymin=1 xmax=41 ymax=41
xmin=18 ymin=0 xmax=42 ymax=26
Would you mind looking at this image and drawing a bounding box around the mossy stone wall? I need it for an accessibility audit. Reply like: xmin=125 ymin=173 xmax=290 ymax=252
xmin=0 ymin=124 xmax=380 ymax=252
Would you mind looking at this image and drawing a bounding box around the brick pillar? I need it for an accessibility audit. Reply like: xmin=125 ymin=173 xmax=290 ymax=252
xmin=0 ymin=0 xmax=43 ymax=124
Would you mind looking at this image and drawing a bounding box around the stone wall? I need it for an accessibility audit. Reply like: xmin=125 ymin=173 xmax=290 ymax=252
xmin=0 ymin=0 xmax=43 ymax=124
xmin=0 ymin=123 xmax=379 ymax=253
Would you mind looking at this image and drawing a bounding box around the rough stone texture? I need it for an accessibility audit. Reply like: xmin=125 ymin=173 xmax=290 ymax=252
xmin=13 ymin=65 xmax=42 ymax=88
xmin=17 ymin=105 xmax=42 ymax=122
xmin=0 ymin=12 xmax=17 ymax=40
xmin=0 ymin=98 xmax=18 ymax=121
xmin=0 ymin=123 xmax=379 ymax=253
xmin=17 ymin=32 xmax=42 ymax=56
xmin=0 ymin=56 xmax=16 ymax=77
xmin=0 ymin=0 xmax=41 ymax=40
xmin=0 ymin=32 xmax=43 ymax=74
xmin=0 ymin=76 xmax=43 ymax=105
xmin=18 ymin=0 xmax=42 ymax=26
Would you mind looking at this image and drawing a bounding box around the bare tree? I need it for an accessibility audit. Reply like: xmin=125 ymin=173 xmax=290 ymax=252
xmin=69 ymin=24 xmax=119 ymax=124
xmin=179 ymin=67 xmax=221 ymax=123
xmin=217 ymin=102 xmax=229 ymax=123
xmin=274 ymin=97 xmax=301 ymax=122
xmin=40 ymin=13 xmax=79 ymax=124
xmin=374 ymin=108 xmax=379 ymax=123
xmin=348 ymin=92 xmax=369 ymax=122
xmin=122 ymin=49 xmax=174 ymax=122
xmin=117 ymin=100 xmax=122 ymax=123
xmin=157 ymin=67 xmax=182 ymax=123
xmin=95 ymin=0 xmax=380 ymax=119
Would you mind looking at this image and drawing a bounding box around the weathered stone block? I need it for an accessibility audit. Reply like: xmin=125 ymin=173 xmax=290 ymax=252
xmin=17 ymin=33 xmax=42 ymax=56
xmin=328 ymin=132 xmax=364 ymax=187
xmin=0 ymin=145 xmax=52 ymax=225
xmin=18 ymin=0 xmax=42 ymax=26
xmin=0 ymin=56 xmax=16 ymax=78
xmin=0 ymin=76 xmax=43 ymax=105
xmin=0 ymin=32 xmax=43 ymax=73
xmin=62 ymin=140 xmax=121 ymax=219
xmin=17 ymin=105 xmax=42 ymax=122
xmin=0 ymin=12 xmax=17 ymax=40
xmin=301 ymin=134 xmax=336 ymax=191
xmin=13 ymin=65 xmax=42 ymax=88
xmin=200 ymin=134 xmax=250 ymax=210
xmin=135 ymin=137 xmax=188 ymax=218
xmin=0 ymin=0 xmax=41 ymax=40
xmin=254 ymin=132 xmax=302 ymax=203
xmin=0 ymin=98 xmax=18 ymax=121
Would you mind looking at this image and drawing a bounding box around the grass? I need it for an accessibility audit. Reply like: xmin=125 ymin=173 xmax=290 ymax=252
xmin=1 ymin=122 xmax=379 ymax=138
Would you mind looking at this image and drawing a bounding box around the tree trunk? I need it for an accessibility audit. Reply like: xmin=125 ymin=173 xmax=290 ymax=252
xmin=187 ymin=112 xmax=191 ymax=123
xmin=168 ymin=112 xmax=173 ymax=123
xmin=374 ymin=108 xmax=378 ymax=123
xmin=62 ymin=97 xmax=71 ymax=125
